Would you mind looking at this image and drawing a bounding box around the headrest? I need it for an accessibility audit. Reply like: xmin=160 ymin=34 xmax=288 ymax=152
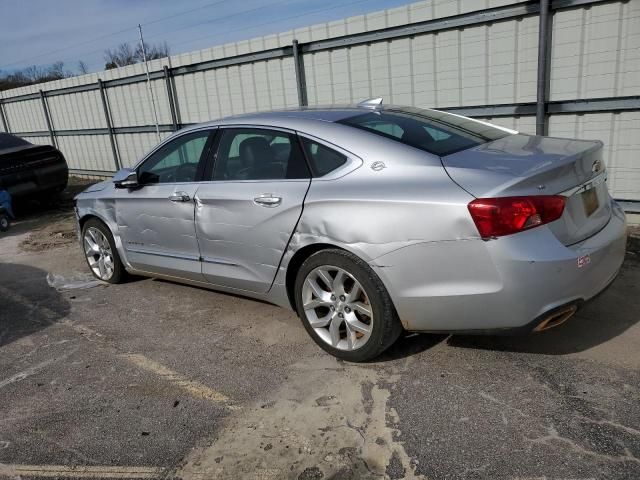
xmin=239 ymin=137 xmax=271 ymax=165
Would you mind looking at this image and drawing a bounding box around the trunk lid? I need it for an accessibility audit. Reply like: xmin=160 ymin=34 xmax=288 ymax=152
xmin=442 ymin=133 xmax=611 ymax=245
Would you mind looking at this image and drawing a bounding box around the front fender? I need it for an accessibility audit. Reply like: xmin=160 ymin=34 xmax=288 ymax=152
xmin=76 ymin=198 xmax=131 ymax=269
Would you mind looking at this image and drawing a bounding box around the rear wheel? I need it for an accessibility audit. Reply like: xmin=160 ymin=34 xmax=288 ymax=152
xmin=0 ymin=215 xmax=9 ymax=232
xmin=294 ymin=249 xmax=403 ymax=362
xmin=81 ymin=218 xmax=126 ymax=284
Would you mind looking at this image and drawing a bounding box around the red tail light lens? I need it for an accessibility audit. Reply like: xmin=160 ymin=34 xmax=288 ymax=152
xmin=468 ymin=195 xmax=565 ymax=238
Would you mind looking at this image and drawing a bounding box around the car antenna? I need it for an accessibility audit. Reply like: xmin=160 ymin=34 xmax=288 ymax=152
xmin=357 ymin=97 xmax=383 ymax=109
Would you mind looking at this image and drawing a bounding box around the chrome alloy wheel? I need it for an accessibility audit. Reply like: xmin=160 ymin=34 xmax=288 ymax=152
xmin=302 ymin=265 xmax=373 ymax=351
xmin=83 ymin=227 xmax=115 ymax=280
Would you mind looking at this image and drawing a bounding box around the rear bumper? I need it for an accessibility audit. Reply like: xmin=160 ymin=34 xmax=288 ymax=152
xmin=3 ymin=162 xmax=68 ymax=197
xmin=371 ymin=200 xmax=627 ymax=333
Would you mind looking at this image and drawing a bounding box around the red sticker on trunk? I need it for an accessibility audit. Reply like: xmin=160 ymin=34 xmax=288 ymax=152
xmin=577 ymin=254 xmax=591 ymax=268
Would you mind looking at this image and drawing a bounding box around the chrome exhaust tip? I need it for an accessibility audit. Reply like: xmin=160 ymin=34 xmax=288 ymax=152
xmin=533 ymin=305 xmax=578 ymax=332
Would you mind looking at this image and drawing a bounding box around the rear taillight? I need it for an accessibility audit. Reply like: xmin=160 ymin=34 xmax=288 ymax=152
xmin=468 ymin=195 xmax=565 ymax=238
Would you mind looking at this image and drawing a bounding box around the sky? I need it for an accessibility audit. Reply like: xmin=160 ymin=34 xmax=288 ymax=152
xmin=0 ymin=0 xmax=415 ymax=75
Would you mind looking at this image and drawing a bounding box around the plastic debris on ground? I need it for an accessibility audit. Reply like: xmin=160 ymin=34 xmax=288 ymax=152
xmin=46 ymin=272 xmax=106 ymax=291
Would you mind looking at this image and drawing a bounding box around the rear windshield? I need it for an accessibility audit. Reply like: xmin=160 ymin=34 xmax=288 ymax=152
xmin=338 ymin=107 xmax=510 ymax=156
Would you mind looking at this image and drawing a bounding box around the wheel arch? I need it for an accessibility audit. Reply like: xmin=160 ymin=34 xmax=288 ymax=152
xmin=78 ymin=213 xmax=105 ymax=231
xmin=77 ymin=207 xmax=129 ymax=269
xmin=284 ymin=243 xmax=347 ymax=310
xmin=283 ymin=241 xmax=404 ymax=361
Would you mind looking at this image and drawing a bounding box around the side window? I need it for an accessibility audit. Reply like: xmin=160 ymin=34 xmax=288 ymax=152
xmin=300 ymin=138 xmax=347 ymax=177
xmin=211 ymin=128 xmax=309 ymax=181
xmin=138 ymin=130 xmax=211 ymax=184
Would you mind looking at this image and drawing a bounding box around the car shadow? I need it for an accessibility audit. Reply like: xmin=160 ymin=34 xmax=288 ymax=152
xmin=447 ymin=255 xmax=639 ymax=355
xmin=0 ymin=263 xmax=70 ymax=347
xmin=150 ymin=277 xmax=276 ymax=306
xmin=374 ymin=332 xmax=448 ymax=362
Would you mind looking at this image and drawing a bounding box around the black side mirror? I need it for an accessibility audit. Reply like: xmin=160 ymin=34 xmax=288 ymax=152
xmin=113 ymin=168 xmax=139 ymax=189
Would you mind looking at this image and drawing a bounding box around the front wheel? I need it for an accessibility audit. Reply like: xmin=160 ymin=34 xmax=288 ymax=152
xmin=81 ymin=218 xmax=126 ymax=284
xmin=294 ymin=249 xmax=403 ymax=362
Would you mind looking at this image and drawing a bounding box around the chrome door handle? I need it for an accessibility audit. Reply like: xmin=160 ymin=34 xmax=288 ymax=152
xmin=168 ymin=192 xmax=191 ymax=202
xmin=253 ymin=195 xmax=282 ymax=207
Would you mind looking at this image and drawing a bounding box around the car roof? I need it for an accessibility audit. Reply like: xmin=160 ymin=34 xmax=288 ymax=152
xmin=173 ymin=105 xmax=441 ymax=168
xmin=172 ymin=104 xmax=517 ymax=166
xmin=176 ymin=106 xmax=387 ymax=151
xmin=181 ymin=104 xmax=517 ymax=137
xmin=187 ymin=106 xmax=366 ymax=130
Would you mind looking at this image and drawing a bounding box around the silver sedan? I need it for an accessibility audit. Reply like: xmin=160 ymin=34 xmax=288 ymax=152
xmin=75 ymin=100 xmax=627 ymax=361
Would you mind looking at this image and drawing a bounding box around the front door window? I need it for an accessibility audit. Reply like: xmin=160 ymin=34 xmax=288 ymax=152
xmin=138 ymin=130 xmax=212 ymax=184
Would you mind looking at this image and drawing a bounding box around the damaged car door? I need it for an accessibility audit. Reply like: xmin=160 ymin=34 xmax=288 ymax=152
xmin=115 ymin=129 xmax=215 ymax=280
xmin=194 ymin=127 xmax=311 ymax=292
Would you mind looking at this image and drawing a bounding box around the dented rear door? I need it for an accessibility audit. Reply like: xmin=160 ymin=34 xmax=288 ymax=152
xmin=194 ymin=126 xmax=311 ymax=293
xmin=194 ymin=180 xmax=310 ymax=292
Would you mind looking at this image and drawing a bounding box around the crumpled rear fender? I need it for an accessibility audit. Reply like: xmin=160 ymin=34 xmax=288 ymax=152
xmin=271 ymin=164 xmax=477 ymax=308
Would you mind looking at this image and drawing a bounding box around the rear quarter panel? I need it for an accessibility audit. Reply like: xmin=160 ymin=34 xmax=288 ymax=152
xmin=274 ymin=136 xmax=479 ymax=305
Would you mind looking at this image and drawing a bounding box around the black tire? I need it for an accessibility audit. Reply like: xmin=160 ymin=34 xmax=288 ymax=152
xmin=81 ymin=218 xmax=127 ymax=284
xmin=0 ymin=215 xmax=9 ymax=232
xmin=294 ymin=249 xmax=403 ymax=362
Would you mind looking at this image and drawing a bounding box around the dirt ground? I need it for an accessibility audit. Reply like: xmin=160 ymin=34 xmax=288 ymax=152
xmin=1 ymin=181 xmax=639 ymax=480
xmin=13 ymin=178 xmax=94 ymax=253
xmin=18 ymin=215 xmax=77 ymax=253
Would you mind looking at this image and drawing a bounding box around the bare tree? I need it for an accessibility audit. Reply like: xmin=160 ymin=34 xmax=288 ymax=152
xmin=104 ymin=41 xmax=169 ymax=69
xmin=0 ymin=61 xmax=73 ymax=91
xmin=104 ymin=43 xmax=136 ymax=69
xmin=138 ymin=41 xmax=170 ymax=61
xmin=77 ymin=60 xmax=89 ymax=75
xmin=49 ymin=61 xmax=67 ymax=79
xmin=0 ymin=38 xmax=171 ymax=90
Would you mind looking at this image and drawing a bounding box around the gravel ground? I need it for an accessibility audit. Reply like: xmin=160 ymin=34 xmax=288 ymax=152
xmin=0 ymin=186 xmax=638 ymax=480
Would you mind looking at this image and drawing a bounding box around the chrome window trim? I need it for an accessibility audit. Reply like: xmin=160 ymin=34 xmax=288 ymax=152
xmin=131 ymin=123 xmax=362 ymax=182
xmin=194 ymin=178 xmax=311 ymax=185
xmin=296 ymin=132 xmax=363 ymax=180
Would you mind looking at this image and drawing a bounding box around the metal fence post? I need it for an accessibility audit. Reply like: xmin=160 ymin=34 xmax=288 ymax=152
xmin=39 ymin=90 xmax=56 ymax=147
xmin=536 ymin=0 xmax=552 ymax=136
xmin=292 ymin=39 xmax=308 ymax=107
xmin=98 ymin=79 xmax=121 ymax=171
xmin=169 ymin=69 xmax=182 ymax=128
xmin=163 ymin=66 xmax=179 ymax=131
xmin=0 ymin=100 xmax=10 ymax=133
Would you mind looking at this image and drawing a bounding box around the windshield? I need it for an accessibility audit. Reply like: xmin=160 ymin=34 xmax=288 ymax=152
xmin=338 ymin=107 xmax=510 ymax=156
